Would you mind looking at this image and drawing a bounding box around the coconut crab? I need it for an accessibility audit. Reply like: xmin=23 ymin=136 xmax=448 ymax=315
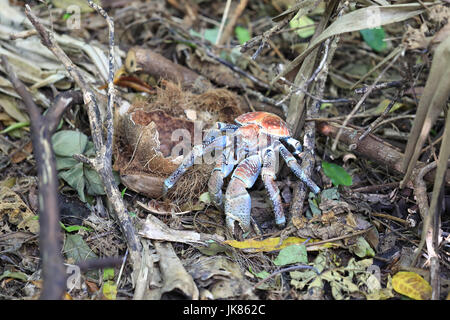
xmin=163 ymin=111 xmax=320 ymax=233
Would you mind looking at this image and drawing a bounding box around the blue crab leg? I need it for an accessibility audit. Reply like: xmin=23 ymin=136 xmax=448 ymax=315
xmin=225 ymin=154 xmax=261 ymax=233
xmin=277 ymin=142 xmax=320 ymax=194
xmin=203 ymin=123 xmax=238 ymax=145
xmin=281 ymin=137 xmax=302 ymax=156
xmin=216 ymin=122 xmax=240 ymax=131
xmin=261 ymin=147 xmax=285 ymax=227
xmin=162 ymin=134 xmax=228 ymax=195
xmin=208 ymin=146 xmax=235 ymax=208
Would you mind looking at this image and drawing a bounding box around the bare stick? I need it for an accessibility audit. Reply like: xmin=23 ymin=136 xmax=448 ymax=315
xmin=217 ymin=0 xmax=249 ymax=46
xmin=9 ymin=29 xmax=38 ymax=40
xmin=331 ymin=50 xmax=402 ymax=151
xmin=411 ymin=160 xmax=449 ymax=299
xmin=216 ymin=0 xmax=232 ymax=46
xmin=317 ymin=121 xmax=450 ymax=186
xmin=290 ymin=37 xmax=338 ymax=227
xmin=240 ymin=13 xmax=293 ymax=60
xmin=24 ymin=4 xmax=143 ymax=290
xmin=1 ymin=56 xmax=82 ymax=299
xmin=358 ymin=88 xmax=404 ymax=142
xmin=46 ymin=91 xmax=83 ymax=134
xmin=354 ymin=80 xmax=404 ymax=95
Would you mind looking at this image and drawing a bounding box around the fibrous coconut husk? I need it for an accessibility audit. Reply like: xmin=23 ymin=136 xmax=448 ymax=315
xmin=113 ymin=81 xmax=242 ymax=203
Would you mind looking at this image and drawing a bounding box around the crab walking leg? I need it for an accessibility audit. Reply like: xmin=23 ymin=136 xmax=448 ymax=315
xmin=277 ymin=142 xmax=320 ymax=194
xmin=261 ymin=147 xmax=286 ymax=226
xmin=203 ymin=124 xmax=238 ymax=145
xmin=281 ymin=136 xmax=302 ymax=156
xmin=224 ymin=154 xmax=261 ymax=233
xmin=216 ymin=122 xmax=240 ymax=131
xmin=208 ymin=146 xmax=235 ymax=208
xmin=163 ymin=134 xmax=228 ymax=195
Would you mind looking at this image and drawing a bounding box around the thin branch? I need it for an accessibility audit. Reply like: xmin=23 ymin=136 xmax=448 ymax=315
xmin=24 ymin=4 xmax=143 ymax=295
xmin=331 ymin=49 xmax=403 ymax=151
xmin=1 ymin=56 xmax=82 ymax=300
xmin=358 ymin=88 xmax=405 ymax=142
xmin=217 ymin=0 xmax=249 ymax=46
xmin=215 ymin=0 xmax=232 ymax=46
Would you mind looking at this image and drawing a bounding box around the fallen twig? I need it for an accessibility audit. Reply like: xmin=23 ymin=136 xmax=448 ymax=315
xmin=215 ymin=0 xmax=232 ymax=46
xmin=125 ymin=47 xmax=213 ymax=93
xmin=358 ymin=88 xmax=405 ymax=142
xmin=1 ymin=56 xmax=82 ymax=299
xmin=412 ymin=160 xmax=450 ymax=299
xmin=316 ymin=122 xmax=450 ymax=186
xmin=217 ymin=0 xmax=249 ymax=46
xmin=23 ymin=3 xmax=143 ymax=295
xmin=331 ymin=49 xmax=403 ymax=151
xmin=288 ymin=0 xmax=342 ymax=228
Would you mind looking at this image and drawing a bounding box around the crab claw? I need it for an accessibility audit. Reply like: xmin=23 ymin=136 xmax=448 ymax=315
xmin=224 ymin=155 xmax=261 ymax=234
xmin=224 ymin=180 xmax=252 ymax=233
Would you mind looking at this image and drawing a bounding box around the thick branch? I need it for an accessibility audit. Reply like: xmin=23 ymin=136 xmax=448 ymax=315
xmin=316 ymin=121 xmax=450 ymax=185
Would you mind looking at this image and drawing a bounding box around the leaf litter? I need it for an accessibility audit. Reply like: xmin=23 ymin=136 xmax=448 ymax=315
xmin=0 ymin=0 xmax=449 ymax=301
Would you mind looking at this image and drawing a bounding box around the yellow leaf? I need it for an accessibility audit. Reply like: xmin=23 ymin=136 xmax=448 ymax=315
xmin=224 ymin=236 xmax=334 ymax=252
xmin=102 ymin=281 xmax=117 ymax=300
xmin=371 ymin=99 xmax=405 ymax=115
xmin=392 ymin=271 xmax=432 ymax=300
xmin=63 ymin=292 xmax=73 ymax=300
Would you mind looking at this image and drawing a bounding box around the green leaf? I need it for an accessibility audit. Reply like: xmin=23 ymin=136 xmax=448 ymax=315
xmin=360 ymin=28 xmax=387 ymax=52
xmin=121 ymin=187 xmax=127 ymax=198
xmin=255 ymin=270 xmax=270 ymax=279
xmin=52 ymin=130 xmax=88 ymax=157
xmin=371 ymin=99 xmax=405 ymax=115
xmin=103 ymin=268 xmax=115 ymax=281
xmin=190 ymin=28 xmax=220 ymax=44
xmin=59 ymin=162 xmax=86 ymax=201
xmin=84 ymin=168 xmax=105 ymax=196
xmin=0 ymin=270 xmax=28 ymax=282
xmin=0 ymin=121 xmax=30 ymax=134
xmin=62 ymin=13 xmax=72 ymax=20
xmin=199 ymin=192 xmax=211 ymax=204
xmin=60 ymin=222 xmax=92 ymax=233
xmin=273 ymin=244 xmax=308 ymax=266
xmin=55 ymin=156 xmax=79 ymax=171
xmin=63 ymin=234 xmax=97 ymax=263
xmin=308 ymin=196 xmax=321 ymax=216
xmin=349 ymin=237 xmax=375 ymax=258
xmin=290 ymin=14 xmax=315 ymax=38
xmin=322 ymin=161 xmax=352 ymax=187
xmin=321 ymin=187 xmax=340 ymax=200
xmin=235 ymin=26 xmax=251 ymax=44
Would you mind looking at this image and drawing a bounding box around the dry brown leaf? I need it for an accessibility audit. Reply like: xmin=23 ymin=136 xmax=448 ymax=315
xmin=137 ymin=199 xmax=191 ymax=215
xmin=0 ymin=187 xmax=39 ymax=233
xmin=154 ymin=241 xmax=199 ymax=300
xmin=11 ymin=141 xmax=32 ymax=164
xmin=138 ymin=214 xmax=223 ymax=244
xmin=186 ymin=255 xmax=256 ymax=299
xmin=403 ymin=24 xmax=430 ymax=50
xmin=402 ymin=36 xmax=450 ymax=184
